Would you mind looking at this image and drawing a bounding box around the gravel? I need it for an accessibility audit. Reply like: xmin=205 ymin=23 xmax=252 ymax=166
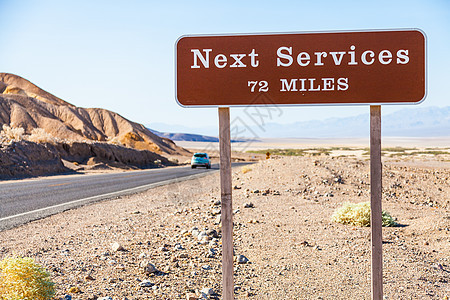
xmin=0 ymin=155 xmax=448 ymax=299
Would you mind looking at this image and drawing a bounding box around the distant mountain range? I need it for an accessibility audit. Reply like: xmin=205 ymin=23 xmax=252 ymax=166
xmin=259 ymin=106 xmax=450 ymax=138
xmin=150 ymin=129 xmax=219 ymax=142
xmin=149 ymin=129 xmax=253 ymax=143
xmin=149 ymin=106 xmax=450 ymax=139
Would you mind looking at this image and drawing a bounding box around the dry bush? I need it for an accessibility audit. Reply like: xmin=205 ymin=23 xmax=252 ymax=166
xmin=0 ymin=256 xmax=55 ymax=300
xmin=241 ymin=165 xmax=252 ymax=174
xmin=331 ymin=202 xmax=397 ymax=227
xmin=0 ymin=125 xmax=25 ymax=141
xmin=27 ymin=128 xmax=57 ymax=144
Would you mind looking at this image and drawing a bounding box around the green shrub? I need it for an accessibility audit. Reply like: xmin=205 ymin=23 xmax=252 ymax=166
xmin=331 ymin=202 xmax=397 ymax=227
xmin=0 ymin=256 xmax=55 ymax=300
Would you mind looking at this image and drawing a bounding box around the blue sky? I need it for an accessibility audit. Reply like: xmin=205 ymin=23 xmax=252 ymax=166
xmin=0 ymin=0 xmax=449 ymax=134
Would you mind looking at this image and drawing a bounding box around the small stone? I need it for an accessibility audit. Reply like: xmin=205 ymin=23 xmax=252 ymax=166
xmin=186 ymin=293 xmax=197 ymax=300
xmin=202 ymin=265 xmax=212 ymax=270
xmin=98 ymin=297 xmax=113 ymax=300
xmin=139 ymin=279 xmax=154 ymax=287
xmin=236 ymin=255 xmax=249 ymax=264
xmin=211 ymin=208 xmax=221 ymax=216
xmin=107 ymin=259 xmax=117 ymax=265
xmin=206 ymin=248 xmax=217 ymax=258
xmin=111 ymin=242 xmax=124 ymax=252
xmin=140 ymin=261 xmax=158 ymax=274
xmin=174 ymin=243 xmax=184 ymax=250
xmin=191 ymin=227 xmax=199 ymax=236
xmin=214 ymin=215 xmax=222 ymax=224
xmin=273 ymin=190 xmax=281 ymax=195
xmin=139 ymin=252 xmax=147 ymax=259
xmin=206 ymin=229 xmax=219 ymax=238
xmin=253 ymin=189 xmax=260 ymax=193
xmin=233 ymin=185 xmax=241 ymax=189
xmin=84 ymin=274 xmax=95 ymax=281
xmin=197 ymin=231 xmax=210 ymax=241
xmin=159 ymin=245 xmax=170 ymax=252
xmin=244 ymin=202 xmax=254 ymax=208
xmin=62 ymin=295 xmax=72 ymax=300
xmin=200 ymin=287 xmax=214 ymax=296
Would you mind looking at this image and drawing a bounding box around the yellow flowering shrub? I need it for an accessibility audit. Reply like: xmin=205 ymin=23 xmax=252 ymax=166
xmin=241 ymin=166 xmax=252 ymax=174
xmin=331 ymin=202 xmax=397 ymax=227
xmin=0 ymin=256 xmax=55 ymax=300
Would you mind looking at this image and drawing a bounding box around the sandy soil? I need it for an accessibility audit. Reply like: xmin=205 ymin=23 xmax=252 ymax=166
xmin=0 ymin=154 xmax=449 ymax=299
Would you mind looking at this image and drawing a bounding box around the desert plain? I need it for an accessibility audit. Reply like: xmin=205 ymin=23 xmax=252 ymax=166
xmin=0 ymin=140 xmax=449 ymax=300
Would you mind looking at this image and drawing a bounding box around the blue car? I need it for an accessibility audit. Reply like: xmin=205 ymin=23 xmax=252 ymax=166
xmin=191 ymin=152 xmax=211 ymax=169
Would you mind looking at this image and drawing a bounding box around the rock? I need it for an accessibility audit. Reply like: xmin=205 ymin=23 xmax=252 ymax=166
xmin=236 ymin=255 xmax=249 ymax=264
xmin=233 ymin=185 xmax=241 ymax=189
xmin=214 ymin=215 xmax=222 ymax=224
xmin=191 ymin=227 xmax=200 ymax=237
xmin=211 ymin=208 xmax=221 ymax=216
xmin=111 ymin=242 xmax=124 ymax=252
xmin=159 ymin=246 xmax=169 ymax=252
xmin=84 ymin=274 xmax=95 ymax=281
xmin=139 ymin=279 xmax=154 ymax=287
xmin=202 ymin=265 xmax=212 ymax=270
xmin=200 ymin=288 xmax=214 ymax=296
xmin=98 ymin=297 xmax=113 ymax=300
xmin=206 ymin=229 xmax=219 ymax=238
xmin=197 ymin=231 xmax=210 ymax=241
xmin=206 ymin=248 xmax=217 ymax=258
xmin=62 ymin=295 xmax=72 ymax=300
xmin=244 ymin=202 xmax=254 ymax=208
xmin=186 ymin=293 xmax=197 ymax=300
xmin=140 ymin=261 xmax=158 ymax=274
xmin=174 ymin=243 xmax=184 ymax=250
xmin=253 ymin=189 xmax=260 ymax=193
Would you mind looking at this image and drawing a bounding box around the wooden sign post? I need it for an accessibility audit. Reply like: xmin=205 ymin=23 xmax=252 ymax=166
xmin=370 ymin=105 xmax=383 ymax=299
xmin=218 ymin=107 xmax=234 ymax=299
xmin=175 ymin=29 xmax=426 ymax=300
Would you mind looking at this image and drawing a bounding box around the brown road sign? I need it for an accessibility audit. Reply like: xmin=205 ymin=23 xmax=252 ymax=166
xmin=175 ymin=29 xmax=426 ymax=106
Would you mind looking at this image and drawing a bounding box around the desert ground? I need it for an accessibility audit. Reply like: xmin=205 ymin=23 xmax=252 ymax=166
xmin=0 ymin=143 xmax=449 ymax=299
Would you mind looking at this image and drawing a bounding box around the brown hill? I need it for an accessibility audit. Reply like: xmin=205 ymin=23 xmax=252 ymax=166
xmin=0 ymin=73 xmax=189 ymax=156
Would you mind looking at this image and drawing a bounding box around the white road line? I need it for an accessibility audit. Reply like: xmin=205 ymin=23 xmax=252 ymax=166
xmin=0 ymin=171 xmax=217 ymax=223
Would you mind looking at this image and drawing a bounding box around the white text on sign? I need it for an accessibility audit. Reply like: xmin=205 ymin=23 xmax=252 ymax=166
xmin=190 ymin=46 xmax=410 ymax=69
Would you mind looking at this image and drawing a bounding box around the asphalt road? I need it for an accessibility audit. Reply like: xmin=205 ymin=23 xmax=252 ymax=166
xmin=0 ymin=163 xmax=240 ymax=231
